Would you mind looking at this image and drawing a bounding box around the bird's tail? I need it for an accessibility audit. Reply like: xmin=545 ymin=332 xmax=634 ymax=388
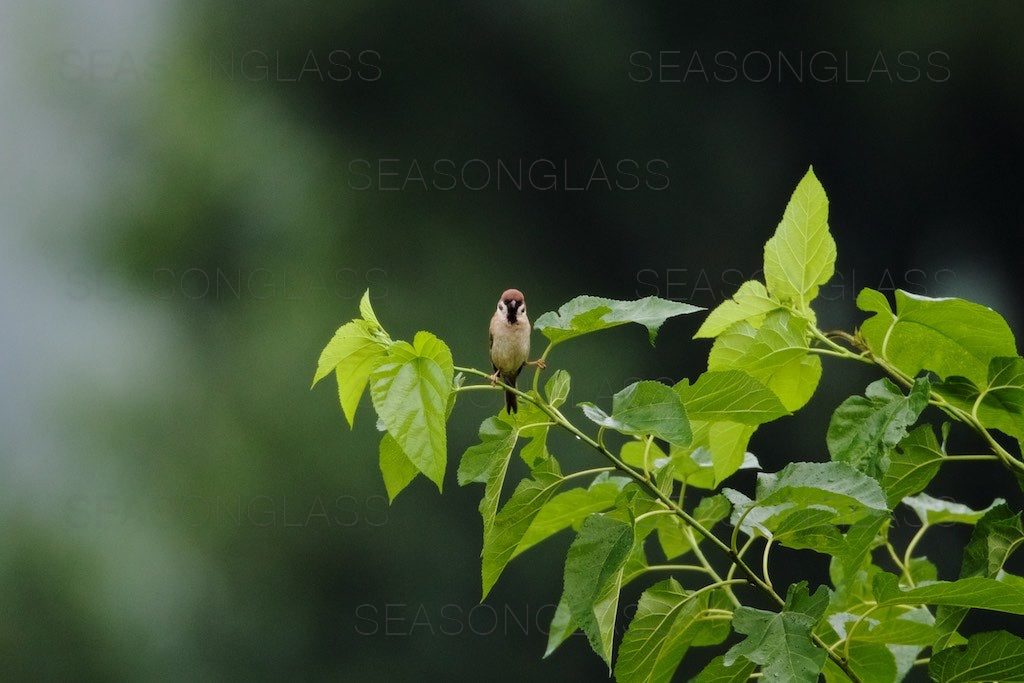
xmin=505 ymin=388 xmax=517 ymax=414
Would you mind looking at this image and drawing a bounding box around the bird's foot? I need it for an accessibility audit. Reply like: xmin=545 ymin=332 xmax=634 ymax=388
xmin=526 ymin=358 xmax=547 ymax=370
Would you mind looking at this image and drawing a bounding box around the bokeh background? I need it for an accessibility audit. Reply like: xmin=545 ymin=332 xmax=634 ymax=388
xmin=3 ymin=2 xmax=1024 ymax=680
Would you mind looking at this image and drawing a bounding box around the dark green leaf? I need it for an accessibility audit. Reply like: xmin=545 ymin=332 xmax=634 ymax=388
xmin=614 ymin=578 xmax=703 ymax=683
xmin=756 ymin=462 xmax=890 ymax=522
xmin=724 ymin=582 xmax=829 ymax=682
xmin=930 ymin=630 xmax=1024 ymax=682
xmin=481 ymin=468 xmax=565 ymax=598
xmin=936 ymin=356 xmax=1024 ymax=440
xmin=935 ymin=504 xmax=1024 ymax=649
xmin=543 ymin=597 xmax=576 ymax=658
xmin=515 ymin=474 xmax=630 ymax=558
xmin=877 ymin=575 xmax=1024 ymax=615
xmin=690 ymin=655 xmax=756 ymax=683
xmin=881 ymin=424 xmax=944 ymax=507
xmin=826 ymin=377 xmax=930 ymax=479
xmin=535 ymin=295 xmax=703 ymax=346
xmin=563 ymin=514 xmax=634 ymax=668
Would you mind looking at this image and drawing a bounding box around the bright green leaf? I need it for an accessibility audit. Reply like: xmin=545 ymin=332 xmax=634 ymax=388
xmin=677 ymin=370 xmax=789 ymax=426
xmin=708 ymin=310 xmax=821 ymax=411
xmin=369 ymin=332 xmax=453 ymax=490
xmin=857 ymin=288 xmax=1017 ymax=385
xmin=534 ymin=295 xmax=703 ymax=347
xmin=313 ymin=319 xmax=390 ymax=427
xmin=378 ymin=433 xmax=419 ymax=503
xmin=929 ymin=630 xmax=1024 ymax=682
xmin=826 ymin=377 xmax=930 ymax=479
xmin=545 ymin=369 xmax=571 ymax=408
xmin=563 ymin=514 xmax=634 ymax=669
xmin=724 ymin=582 xmax=829 ymax=682
xmin=762 ymin=167 xmax=836 ymax=315
xmin=695 ymin=280 xmax=781 ymax=339
xmin=581 ymin=380 xmax=691 ymax=446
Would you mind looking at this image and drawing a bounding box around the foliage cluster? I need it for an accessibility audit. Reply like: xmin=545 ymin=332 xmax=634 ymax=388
xmin=314 ymin=169 xmax=1024 ymax=682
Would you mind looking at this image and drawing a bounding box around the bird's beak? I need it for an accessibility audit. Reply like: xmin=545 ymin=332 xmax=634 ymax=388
xmin=505 ymin=301 xmax=519 ymax=324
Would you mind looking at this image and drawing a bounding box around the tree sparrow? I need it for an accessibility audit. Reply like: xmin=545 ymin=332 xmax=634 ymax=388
xmin=489 ymin=288 xmax=544 ymax=413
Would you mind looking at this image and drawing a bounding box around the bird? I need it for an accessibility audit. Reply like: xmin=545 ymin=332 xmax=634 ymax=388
xmin=488 ymin=288 xmax=545 ymax=413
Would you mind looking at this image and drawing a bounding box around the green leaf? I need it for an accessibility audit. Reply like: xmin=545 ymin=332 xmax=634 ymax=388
xmin=313 ymin=319 xmax=390 ymax=427
xmin=481 ymin=468 xmax=564 ymax=597
xmin=881 ymin=424 xmax=944 ymax=508
xmin=369 ymin=332 xmax=453 ymax=490
xmin=378 ymin=433 xmax=419 ymax=503
xmin=935 ymin=504 xmax=1024 ymax=649
xmin=668 ymin=423 xmax=758 ymax=490
xmin=695 ymin=280 xmax=781 ymax=339
xmin=545 ymin=369 xmax=571 ymax=408
xmin=515 ymin=474 xmax=630 ymax=558
xmin=677 ymin=370 xmax=789 ymax=426
xmin=902 ymin=493 xmax=1004 ymax=527
xmin=877 ymin=575 xmax=1024 ymax=615
xmin=691 ymin=655 xmax=756 ymax=683
xmin=960 ymin=503 xmax=1024 ymax=579
xmin=762 ymin=167 xmax=835 ymax=316
xmin=845 ymin=641 xmax=897 ymax=683
xmin=756 ymin=461 xmax=890 ymax=522
xmin=724 ymin=582 xmax=830 ymax=682
xmin=543 ymin=597 xmax=576 ymax=658
xmin=857 ymin=288 xmax=1017 ymax=385
xmin=614 ymin=578 xmax=706 ymax=683
xmin=581 ymin=380 xmax=691 ymax=446
xmin=563 ymin=514 xmax=634 ymax=669
xmin=457 ymin=417 xmax=516 ymax=486
xmin=534 ymin=295 xmax=703 ymax=347
xmin=936 ymin=356 xmax=1024 ymax=440
xmin=829 ymin=610 xmax=937 ymax=646
xmin=357 ymin=288 xmax=383 ymax=328
xmin=655 ymin=494 xmax=732 ymax=560
xmin=829 ymin=514 xmax=887 ymax=603
xmin=826 ymin=377 xmax=930 ymax=479
xmin=929 ymin=630 xmax=1024 ymax=682
xmin=708 ymin=310 xmax=821 ymax=411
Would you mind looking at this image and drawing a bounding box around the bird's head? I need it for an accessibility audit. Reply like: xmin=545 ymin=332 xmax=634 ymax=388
xmin=497 ymin=288 xmax=526 ymax=324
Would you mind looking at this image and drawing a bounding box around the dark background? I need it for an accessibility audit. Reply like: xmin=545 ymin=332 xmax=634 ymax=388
xmin=3 ymin=2 xmax=1023 ymax=680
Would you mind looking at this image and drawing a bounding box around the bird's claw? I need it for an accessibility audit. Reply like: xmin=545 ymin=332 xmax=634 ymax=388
xmin=527 ymin=358 xmax=547 ymax=370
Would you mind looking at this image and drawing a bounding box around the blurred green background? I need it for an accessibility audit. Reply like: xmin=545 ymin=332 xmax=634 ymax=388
xmin=3 ymin=2 xmax=1024 ymax=680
